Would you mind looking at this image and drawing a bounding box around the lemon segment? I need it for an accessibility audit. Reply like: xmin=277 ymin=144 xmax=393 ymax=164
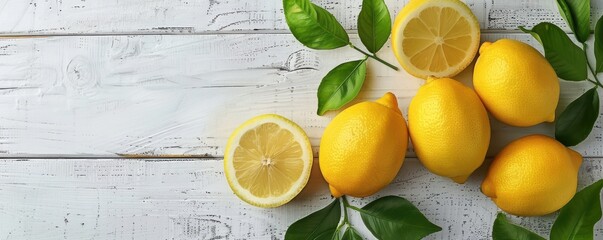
xmin=392 ymin=0 xmax=480 ymax=78
xmin=224 ymin=114 xmax=313 ymax=208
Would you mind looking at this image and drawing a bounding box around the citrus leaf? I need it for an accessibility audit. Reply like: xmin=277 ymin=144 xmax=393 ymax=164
xmin=520 ymin=23 xmax=587 ymax=81
xmin=358 ymin=0 xmax=391 ymax=53
xmin=551 ymin=179 xmax=603 ymax=240
xmin=355 ymin=196 xmax=441 ymax=240
xmin=596 ymin=15 xmax=603 ymax=73
xmin=341 ymin=227 xmax=363 ymax=240
xmin=283 ymin=0 xmax=350 ymax=50
xmin=285 ymin=199 xmax=341 ymax=240
xmin=492 ymin=213 xmax=546 ymax=240
xmin=556 ymin=0 xmax=590 ymax=42
xmin=556 ymin=0 xmax=576 ymax=34
xmin=317 ymin=59 xmax=367 ymax=115
xmin=555 ymin=87 xmax=599 ymax=146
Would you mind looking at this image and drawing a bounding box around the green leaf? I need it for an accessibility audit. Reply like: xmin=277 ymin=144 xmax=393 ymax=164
xmin=317 ymin=59 xmax=367 ymax=115
xmin=356 ymin=196 xmax=441 ymax=240
xmin=520 ymin=23 xmax=587 ymax=81
xmin=283 ymin=0 xmax=350 ymax=50
xmin=357 ymin=0 xmax=391 ymax=53
xmin=330 ymin=229 xmax=341 ymax=240
xmin=556 ymin=0 xmax=590 ymax=42
xmin=492 ymin=213 xmax=546 ymax=240
xmin=595 ymin=15 xmax=603 ymax=73
xmin=555 ymin=87 xmax=600 ymax=146
xmin=551 ymin=179 xmax=603 ymax=240
xmin=341 ymin=227 xmax=363 ymax=240
xmin=556 ymin=0 xmax=576 ymax=34
xmin=285 ymin=199 xmax=342 ymax=240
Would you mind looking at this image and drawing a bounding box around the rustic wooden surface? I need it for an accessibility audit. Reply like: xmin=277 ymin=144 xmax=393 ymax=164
xmin=0 ymin=159 xmax=603 ymax=239
xmin=0 ymin=34 xmax=601 ymax=158
xmin=0 ymin=0 xmax=601 ymax=34
xmin=0 ymin=158 xmax=601 ymax=240
xmin=0 ymin=0 xmax=602 ymax=239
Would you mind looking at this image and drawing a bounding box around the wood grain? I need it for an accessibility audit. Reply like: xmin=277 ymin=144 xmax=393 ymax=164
xmin=0 ymin=33 xmax=601 ymax=158
xmin=1 ymin=1 xmax=602 ymax=239
xmin=0 ymin=158 xmax=601 ymax=239
xmin=0 ymin=0 xmax=600 ymax=35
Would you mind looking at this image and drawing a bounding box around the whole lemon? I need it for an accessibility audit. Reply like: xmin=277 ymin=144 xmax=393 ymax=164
xmin=319 ymin=92 xmax=408 ymax=198
xmin=473 ymin=39 xmax=559 ymax=127
xmin=409 ymin=77 xmax=490 ymax=183
xmin=481 ymin=134 xmax=582 ymax=216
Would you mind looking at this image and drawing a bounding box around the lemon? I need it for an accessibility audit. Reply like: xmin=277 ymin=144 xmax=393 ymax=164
xmin=473 ymin=39 xmax=560 ymax=127
xmin=408 ymin=77 xmax=490 ymax=183
xmin=319 ymin=92 xmax=408 ymax=198
xmin=481 ymin=134 xmax=582 ymax=216
xmin=391 ymin=0 xmax=480 ymax=79
xmin=224 ymin=114 xmax=313 ymax=208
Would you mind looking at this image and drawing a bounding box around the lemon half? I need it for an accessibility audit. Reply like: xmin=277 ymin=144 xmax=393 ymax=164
xmin=224 ymin=114 xmax=313 ymax=208
xmin=392 ymin=0 xmax=480 ymax=78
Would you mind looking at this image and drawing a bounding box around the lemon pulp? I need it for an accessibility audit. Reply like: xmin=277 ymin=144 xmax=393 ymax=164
xmin=392 ymin=0 xmax=480 ymax=78
xmin=224 ymin=114 xmax=312 ymax=208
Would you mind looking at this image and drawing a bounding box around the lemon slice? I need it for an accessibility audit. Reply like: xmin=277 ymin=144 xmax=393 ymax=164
xmin=224 ymin=114 xmax=313 ymax=208
xmin=392 ymin=0 xmax=480 ymax=79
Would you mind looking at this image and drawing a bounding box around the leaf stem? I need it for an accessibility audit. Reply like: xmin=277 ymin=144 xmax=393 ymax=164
xmin=341 ymin=196 xmax=351 ymax=223
xmin=350 ymin=44 xmax=399 ymax=71
xmin=582 ymin=43 xmax=602 ymax=86
xmin=587 ymin=61 xmax=601 ymax=85
xmin=342 ymin=196 xmax=363 ymax=212
xmin=334 ymin=197 xmax=349 ymax=236
xmin=588 ymin=79 xmax=603 ymax=88
xmin=334 ymin=221 xmax=345 ymax=236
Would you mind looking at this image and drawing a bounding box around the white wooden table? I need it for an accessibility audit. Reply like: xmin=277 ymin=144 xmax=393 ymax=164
xmin=0 ymin=0 xmax=602 ymax=239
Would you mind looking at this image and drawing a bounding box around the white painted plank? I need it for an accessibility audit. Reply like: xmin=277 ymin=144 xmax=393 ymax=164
xmin=0 ymin=33 xmax=601 ymax=157
xmin=0 ymin=158 xmax=601 ymax=239
xmin=0 ymin=0 xmax=601 ymax=35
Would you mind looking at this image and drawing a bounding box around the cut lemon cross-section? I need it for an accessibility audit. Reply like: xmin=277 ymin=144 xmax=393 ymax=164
xmin=224 ymin=114 xmax=313 ymax=208
xmin=392 ymin=0 xmax=480 ymax=79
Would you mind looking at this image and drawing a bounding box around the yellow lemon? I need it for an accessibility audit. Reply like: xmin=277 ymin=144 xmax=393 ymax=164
xmin=391 ymin=0 xmax=480 ymax=79
xmin=224 ymin=114 xmax=313 ymax=208
xmin=319 ymin=93 xmax=408 ymax=197
xmin=408 ymin=77 xmax=490 ymax=183
xmin=473 ymin=39 xmax=560 ymax=127
xmin=481 ymin=134 xmax=582 ymax=216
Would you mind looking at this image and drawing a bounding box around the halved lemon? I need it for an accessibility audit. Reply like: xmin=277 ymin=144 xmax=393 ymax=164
xmin=392 ymin=0 xmax=480 ymax=79
xmin=224 ymin=114 xmax=313 ymax=208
